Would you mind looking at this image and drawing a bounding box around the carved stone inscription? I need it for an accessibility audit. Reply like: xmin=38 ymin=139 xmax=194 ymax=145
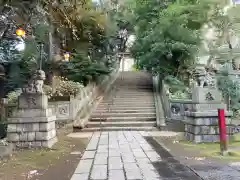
xmin=27 ymin=97 xmax=37 ymax=107
xmin=205 ymin=92 xmax=214 ymax=101
xmin=57 ymin=104 xmax=70 ymax=118
xmin=18 ymin=94 xmax=48 ymax=109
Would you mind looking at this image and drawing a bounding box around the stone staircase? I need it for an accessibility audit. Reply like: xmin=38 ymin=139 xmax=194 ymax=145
xmin=83 ymin=71 xmax=158 ymax=131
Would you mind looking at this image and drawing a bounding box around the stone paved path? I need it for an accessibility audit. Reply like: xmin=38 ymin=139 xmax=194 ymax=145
xmin=70 ymin=131 xmax=202 ymax=180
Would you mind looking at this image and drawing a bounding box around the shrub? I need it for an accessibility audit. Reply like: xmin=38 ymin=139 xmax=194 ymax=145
xmin=6 ymin=89 xmax=22 ymax=104
xmin=169 ymin=90 xmax=191 ymax=100
xmin=43 ymin=85 xmax=53 ymax=98
xmin=53 ymin=76 xmax=84 ymax=97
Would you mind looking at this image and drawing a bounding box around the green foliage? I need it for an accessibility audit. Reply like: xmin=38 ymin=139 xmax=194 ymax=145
xmin=60 ymin=50 xmax=110 ymax=86
xmin=164 ymin=75 xmax=186 ymax=92
xmin=52 ymin=76 xmax=84 ymax=97
xmin=131 ymin=63 xmax=138 ymax=71
xmin=0 ymin=1 xmax=124 ymax=96
xmin=217 ymin=67 xmax=240 ymax=111
xmin=202 ymin=2 xmax=240 ymax=69
xmin=6 ymin=89 xmax=21 ymax=104
xmin=201 ymin=3 xmax=240 ymax=115
xmin=131 ymin=0 xmax=213 ymax=78
xmin=164 ymin=75 xmax=191 ymax=99
xmin=169 ymin=91 xmax=191 ymax=100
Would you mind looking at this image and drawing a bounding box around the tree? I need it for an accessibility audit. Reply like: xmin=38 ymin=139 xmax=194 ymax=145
xmin=205 ymin=2 xmax=240 ymax=113
xmin=131 ymin=0 xmax=214 ymax=79
xmin=203 ymin=0 xmax=240 ymax=70
xmin=0 ymin=0 xmax=123 ymax=95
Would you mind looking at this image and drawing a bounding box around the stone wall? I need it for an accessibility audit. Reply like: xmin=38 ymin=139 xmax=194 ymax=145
xmin=169 ymin=99 xmax=193 ymax=121
xmin=48 ymin=84 xmax=97 ymax=122
xmin=47 ymin=66 xmax=119 ymax=127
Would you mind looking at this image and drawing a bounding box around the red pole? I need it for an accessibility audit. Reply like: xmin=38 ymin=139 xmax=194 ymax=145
xmin=218 ymin=109 xmax=228 ymax=155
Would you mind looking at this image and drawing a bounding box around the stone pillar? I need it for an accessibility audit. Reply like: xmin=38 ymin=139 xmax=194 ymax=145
xmin=184 ymin=87 xmax=233 ymax=143
xmin=7 ymin=70 xmax=57 ymax=148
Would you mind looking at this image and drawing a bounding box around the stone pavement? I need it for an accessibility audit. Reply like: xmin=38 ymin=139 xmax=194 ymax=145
xmin=157 ymin=138 xmax=240 ymax=180
xmin=70 ymin=131 xmax=202 ymax=180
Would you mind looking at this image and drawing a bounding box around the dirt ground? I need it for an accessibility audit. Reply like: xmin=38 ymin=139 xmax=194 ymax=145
xmin=0 ymin=125 xmax=89 ymax=180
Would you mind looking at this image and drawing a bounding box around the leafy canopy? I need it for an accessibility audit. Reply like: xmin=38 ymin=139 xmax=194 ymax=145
xmin=0 ymin=0 xmax=125 ymax=92
xmin=131 ymin=0 xmax=214 ymax=78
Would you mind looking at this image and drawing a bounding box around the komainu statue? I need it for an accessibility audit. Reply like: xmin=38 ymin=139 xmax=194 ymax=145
xmin=22 ymin=70 xmax=46 ymax=94
xmin=194 ymin=66 xmax=216 ymax=89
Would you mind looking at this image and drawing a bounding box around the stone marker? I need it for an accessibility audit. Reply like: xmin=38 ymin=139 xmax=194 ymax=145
xmin=7 ymin=70 xmax=57 ymax=148
xmin=184 ymin=68 xmax=233 ymax=143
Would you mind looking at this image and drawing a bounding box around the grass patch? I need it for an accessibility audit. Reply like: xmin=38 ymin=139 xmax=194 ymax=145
xmin=0 ymin=125 xmax=88 ymax=179
xmin=180 ymin=133 xmax=240 ymax=160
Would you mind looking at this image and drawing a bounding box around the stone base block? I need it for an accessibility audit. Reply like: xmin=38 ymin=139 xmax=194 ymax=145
xmin=8 ymin=121 xmax=56 ymax=133
xmin=8 ymin=115 xmax=56 ymax=124
xmin=184 ymin=114 xmax=232 ymax=125
xmin=184 ymin=121 xmax=234 ymax=143
xmin=8 ymin=129 xmax=56 ymax=142
xmin=7 ymin=116 xmax=57 ymax=148
xmin=11 ymin=108 xmax=54 ymax=118
xmin=191 ymin=103 xmax=227 ymax=112
xmin=14 ymin=137 xmax=58 ymax=148
xmin=18 ymin=94 xmax=48 ymax=109
xmin=185 ymin=124 xmax=234 ymax=135
xmin=185 ymin=132 xmax=220 ymax=143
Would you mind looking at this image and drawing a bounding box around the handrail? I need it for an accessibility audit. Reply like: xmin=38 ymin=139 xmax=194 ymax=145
xmin=152 ymin=75 xmax=166 ymax=128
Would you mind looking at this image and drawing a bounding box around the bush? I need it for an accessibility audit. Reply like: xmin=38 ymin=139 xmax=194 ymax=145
xmin=6 ymin=89 xmax=22 ymax=104
xmin=5 ymin=77 xmax=84 ymax=104
xmin=53 ymin=76 xmax=84 ymax=97
xmin=169 ymin=90 xmax=191 ymax=100
xmin=43 ymin=85 xmax=53 ymax=98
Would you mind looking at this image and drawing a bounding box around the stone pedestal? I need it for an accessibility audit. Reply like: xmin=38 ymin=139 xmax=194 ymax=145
xmin=7 ymin=94 xmax=57 ymax=148
xmin=184 ymin=87 xmax=234 ymax=143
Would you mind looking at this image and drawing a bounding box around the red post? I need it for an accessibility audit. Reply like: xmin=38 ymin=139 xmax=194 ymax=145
xmin=218 ymin=109 xmax=228 ymax=155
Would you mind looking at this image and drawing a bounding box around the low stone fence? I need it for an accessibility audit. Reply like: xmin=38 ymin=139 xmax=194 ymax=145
xmin=48 ymin=84 xmax=97 ymax=122
xmin=48 ymin=67 xmax=119 ymax=128
xmin=169 ymin=99 xmax=193 ymax=121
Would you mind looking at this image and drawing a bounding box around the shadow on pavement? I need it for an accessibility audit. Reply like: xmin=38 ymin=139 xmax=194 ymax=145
xmin=144 ymin=136 xmax=203 ymax=180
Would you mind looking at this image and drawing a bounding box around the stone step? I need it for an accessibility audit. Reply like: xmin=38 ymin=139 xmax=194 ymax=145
xmin=105 ymin=95 xmax=154 ymax=98
xmin=102 ymin=100 xmax=154 ymax=103
xmin=108 ymin=93 xmax=154 ymax=96
xmin=113 ymin=88 xmax=153 ymax=91
xmin=110 ymin=89 xmax=153 ymax=95
xmin=97 ymin=105 xmax=155 ymax=109
xmin=103 ymin=96 xmax=154 ymax=100
xmin=90 ymin=116 xmax=156 ymax=122
xmin=109 ymin=95 xmax=154 ymax=98
xmin=86 ymin=121 xmax=157 ymax=128
xmin=97 ymin=105 xmax=156 ymax=109
xmin=80 ymin=126 xmax=159 ymax=132
xmin=108 ymin=94 xmax=154 ymax=97
xmin=106 ymin=96 xmax=154 ymax=99
xmin=94 ymin=109 xmax=156 ymax=113
xmin=91 ymin=112 xmax=156 ymax=118
xmin=115 ymin=86 xmax=153 ymax=88
xmin=100 ymin=101 xmax=155 ymax=105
